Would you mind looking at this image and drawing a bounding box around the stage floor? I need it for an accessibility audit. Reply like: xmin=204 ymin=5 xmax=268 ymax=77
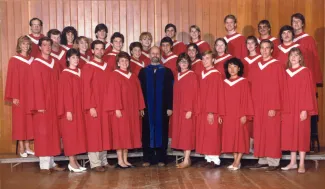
xmin=1 ymin=157 xmax=325 ymax=189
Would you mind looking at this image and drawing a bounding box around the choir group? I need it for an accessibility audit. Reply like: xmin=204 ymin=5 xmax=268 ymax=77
xmin=4 ymin=13 xmax=322 ymax=174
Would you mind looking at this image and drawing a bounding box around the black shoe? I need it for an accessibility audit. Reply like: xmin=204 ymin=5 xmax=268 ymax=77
xmin=115 ymin=164 xmax=129 ymax=169
xmin=247 ymin=163 xmax=268 ymax=170
xmin=127 ymin=164 xmax=136 ymax=168
xmin=265 ymin=166 xmax=279 ymax=172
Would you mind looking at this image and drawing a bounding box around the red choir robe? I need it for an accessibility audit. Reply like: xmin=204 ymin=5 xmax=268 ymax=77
xmin=281 ymin=66 xmax=318 ymax=152
xmin=171 ymin=70 xmax=198 ymax=150
xmin=79 ymin=52 xmax=90 ymax=69
xmin=28 ymin=56 xmax=61 ymax=156
xmin=140 ymin=50 xmax=151 ymax=65
xmin=214 ymin=54 xmax=233 ymax=78
xmin=257 ymin=36 xmax=280 ymax=56
xmin=275 ymin=42 xmax=304 ymax=68
xmin=242 ymin=54 xmax=262 ymax=77
xmin=196 ymin=68 xmax=225 ymax=155
xmin=172 ymin=40 xmax=187 ymax=55
xmin=82 ymin=59 xmax=112 ymax=151
xmin=104 ymin=42 xmax=113 ymax=55
xmin=60 ymin=44 xmax=74 ymax=51
xmin=103 ymin=50 xmax=119 ymax=72
xmin=224 ymin=33 xmax=247 ymax=59
xmin=50 ymin=46 xmax=67 ymax=71
xmin=191 ymin=59 xmax=204 ymax=76
xmin=130 ymin=57 xmax=147 ymax=76
xmin=58 ymin=68 xmax=87 ymax=156
xmin=104 ymin=69 xmax=145 ymax=149
xmin=293 ymin=32 xmax=323 ymax=84
xmin=221 ymin=77 xmax=254 ymax=154
xmin=27 ymin=34 xmax=45 ymax=58
xmin=161 ymin=53 xmax=178 ymax=76
xmin=5 ymin=54 xmax=34 ymax=140
xmin=248 ymin=58 xmax=287 ymax=158
xmin=194 ymin=40 xmax=211 ymax=54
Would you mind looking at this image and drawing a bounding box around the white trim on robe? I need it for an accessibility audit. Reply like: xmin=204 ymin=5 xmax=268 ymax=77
xmin=223 ymin=34 xmax=242 ymax=43
xmin=278 ymin=44 xmax=300 ymax=54
xmin=26 ymin=35 xmax=39 ymax=44
xmin=114 ymin=69 xmax=132 ymax=79
xmin=34 ymin=58 xmax=55 ymax=69
xmin=286 ymin=66 xmax=306 ymax=77
xmin=80 ymin=56 xmax=89 ymax=63
xmin=257 ymin=37 xmax=277 ymax=44
xmin=201 ymin=69 xmax=219 ymax=79
xmin=178 ymin=70 xmax=193 ymax=81
xmin=50 ymin=50 xmax=65 ymax=60
xmin=131 ymin=59 xmax=145 ymax=67
xmin=293 ymin=33 xmax=309 ymax=43
xmin=13 ymin=56 xmax=34 ymax=65
xmin=192 ymin=59 xmax=201 ymax=65
xmin=87 ymin=61 xmax=107 ymax=70
xmin=224 ymin=77 xmax=245 ymax=86
xmin=214 ymin=54 xmax=231 ymax=64
xmin=63 ymin=68 xmax=81 ymax=77
xmin=258 ymin=59 xmax=278 ymax=70
xmin=244 ymin=55 xmax=262 ymax=64
xmin=60 ymin=44 xmax=70 ymax=51
xmin=161 ymin=54 xmax=178 ymax=64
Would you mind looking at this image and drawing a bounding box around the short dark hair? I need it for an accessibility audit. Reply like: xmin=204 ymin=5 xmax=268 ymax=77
xmin=116 ymin=51 xmax=131 ymax=71
xmin=47 ymin=29 xmax=61 ymax=38
xmin=91 ymin=40 xmax=105 ymax=50
xmin=61 ymin=26 xmax=78 ymax=45
xmin=187 ymin=43 xmax=202 ymax=60
xmin=291 ymin=13 xmax=305 ymax=28
xmin=66 ymin=48 xmax=80 ymax=67
xmin=260 ymin=39 xmax=274 ymax=50
xmin=38 ymin=37 xmax=53 ymax=46
xmin=129 ymin=42 xmax=143 ymax=54
xmin=279 ymin=25 xmax=294 ymax=43
xmin=95 ymin=23 xmax=108 ymax=39
xmin=29 ymin=17 xmax=43 ymax=27
xmin=110 ymin=32 xmax=124 ymax=43
xmin=224 ymin=14 xmax=237 ymax=24
xmin=214 ymin=38 xmax=228 ymax=54
xmin=224 ymin=57 xmax=244 ymax=79
xmin=165 ymin=23 xmax=177 ymax=33
xmin=160 ymin=37 xmax=173 ymax=46
xmin=176 ymin=53 xmax=192 ymax=72
xmin=258 ymin=20 xmax=271 ymax=34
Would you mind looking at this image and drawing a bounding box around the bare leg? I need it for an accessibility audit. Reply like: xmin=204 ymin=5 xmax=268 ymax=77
xmin=233 ymin=153 xmax=242 ymax=167
xmin=123 ymin=149 xmax=132 ymax=166
xmin=233 ymin=153 xmax=238 ymax=166
xmin=289 ymin=151 xmax=297 ymax=166
xmin=298 ymin=151 xmax=306 ymax=173
xmin=117 ymin=149 xmax=127 ymax=167
xmin=69 ymin=156 xmax=79 ymax=169
xmin=183 ymin=150 xmax=191 ymax=164
xmin=18 ymin=141 xmax=24 ymax=153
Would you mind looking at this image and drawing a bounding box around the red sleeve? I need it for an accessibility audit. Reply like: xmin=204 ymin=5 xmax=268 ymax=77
xmin=104 ymin=73 xmax=123 ymax=111
xmin=239 ymin=79 xmax=254 ymax=118
xmin=268 ymin=63 xmax=287 ymax=111
xmin=58 ymin=73 xmax=74 ymax=116
xmin=30 ymin=62 xmax=46 ymax=110
xmin=301 ymin=69 xmax=318 ymax=115
xmin=103 ymin=55 xmax=116 ymax=72
xmin=182 ymin=74 xmax=199 ymax=113
xmin=81 ymin=65 xmax=97 ymax=110
xmin=240 ymin=37 xmax=247 ymax=59
xmin=136 ymin=77 xmax=145 ymax=110
xmin=309 ymin=38 xmax=323 ymax=84
xmin=205 ymin=73 xmax=225 ymax=116
xmin=5 ymin=58 xmax=20 ymax=101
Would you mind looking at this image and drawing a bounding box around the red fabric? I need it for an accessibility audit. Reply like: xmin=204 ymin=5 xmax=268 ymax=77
xmin=171 ymin=71 xmax=198 ymax=150
xmin=28 ymin=34 xmax=45 ymax=58
xmin=294 ymin=32 xmax=323 ymax=84
xmin=82 ymin=59 xmax=113 ymax=151
xmin=140 ymin=50 xmax=151 ymax=65
xmin=79 ymin=53 xmax=90 ymax=69
xmin=104 ymin=69 xmax=145 ymax=149
xmin=281 ymin=67 xmax=318 ymax=152
xmin=161 ymin=53 xmax=178 ymax=75
xmin=248 ymin=58 xmax=287 ymax=158
xmin=102 ymin=50 xmax=119 ymax=72
xmin=50 ymin=46 xmax=67 ymax=72
xmin=104 ymin=42 xmax=113 ymax=55
xmin=214 ymin=54 xmax=233 ymax=78
xmin=196 ymin=68 xmax=225 ymax=155
xmin=257 ymin=36 xmax=280 ymax=56
xmin=224 ymin=33 xmax=247 ymax=59
xmin=172 ymin=40 xmax=187 ymax=55
xmin=58 ymin=68 xmax=87 ymax=156
xmin=5 ymin=55 xmax=34 ymax=140
xmin=130 ymin=57 xmax=147 ymax=76
xmin=28 ymin=56 xmax=61 ymax=156
xmin=241 ymin=54 xmax=262 ymax=77
xmin=191 ymin=59 xmax=204 ymax=76
xmin=274 ymin=42 xmax=305 ymax=68
xmin=194 ymin=40 xmax=211 ymax=54
xmin=221 ymin=77 xmax=254 ymax=154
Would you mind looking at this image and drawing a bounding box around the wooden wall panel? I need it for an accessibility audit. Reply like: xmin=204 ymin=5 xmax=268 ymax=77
xmin=0 ymin=0 xmax=324 ymax=153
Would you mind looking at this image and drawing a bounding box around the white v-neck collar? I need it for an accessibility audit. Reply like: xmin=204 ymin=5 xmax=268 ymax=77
xmin=224 ymin=77 xmax=245 ymax=86
xmin=278 ymin=44 xmax=300 ymax=54
xmin=201 ymin=69 xmax=219 ymax=79
xmin=114 ymin=69 xmax=132 ymax=79
xmin=80 ymin=56 xmax=89 ymax=63
xmin=293 ymin=33 xmax=309 ymax=43
xmin=131 ymin=59 xmax=145 ymax=67
xmin=60 ymin=44 xmax=70 ymax=51
xmin=214 ymin=54 xmax=231 ymax=64
xmin=161 ymin=54 xmax=178 ymax=64
xmin=192 ymin=59 xmax=201 ymax=65
xmin=26 ymin=34 xmax=39 ymax=44
xmin=13 ymin=56 xmax=34 ymax=65
xmin=34 ymin=58 xmax=55 ymax=69
xmin=87 ymin=61 xmax=107 ymax=70
xmin=224 ymin=33 xmax=242 ymax=43
xmin=63 ymin=68 xmax=81 ymax=77
xmin=178 ymin=71 xmax=193 ymax=81
xmin=142 ymin=51 xmax=149 ymax=58
xmin=50 ymin=50 xmax=65 ymax=60
xmin=258 ymin=59 xmax=278 ymax=70
xmin=286 ymin=67 xmax=306 ymax=77
xmin=244 ymin=55 xmax=261 ymax=64
xmin=196 ymin=40 xmax=205 ymax=46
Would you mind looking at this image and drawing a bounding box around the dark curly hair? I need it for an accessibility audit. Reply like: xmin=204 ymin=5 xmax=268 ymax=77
xmin=60 ymin=26 xmax=78 ymax=45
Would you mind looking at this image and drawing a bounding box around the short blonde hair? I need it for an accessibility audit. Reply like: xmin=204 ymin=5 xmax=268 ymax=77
xmin=74 ymin=36 xmax=90 ymax=49
xmin=139 ymin=32 xmax=153 ymax=41
xmin=286 ymin=47 xmax=305 ymax=69
xmin=16 ymin=35 xmax=32 ymax=55
xmin=189 ymin=25 xmax=201 ymax=40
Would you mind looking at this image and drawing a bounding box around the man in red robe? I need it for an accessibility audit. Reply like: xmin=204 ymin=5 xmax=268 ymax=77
xmin=103 ymin=32 xmax=124 ymax=71
xmin=256 ymin=20 xmax=280 ymax=55
xmin=95 ymin=23 xmax=112 ymax=54
xmin=27 ymin=18 xmax=45 ymax=57
xmin=165 ymin=23 xmax=186 ymax=55
xmin=160 ymin=37 xmax=178 ymax=75
xmin=291 ymin=13 xmax=323 ymax=84
xmin=223 ymin=15 xmax=246 ymax=59
xmin=247 ymin=40 xmax=286 ymax=171
xmin=28 ymin=37 xmax=65 ymax=174
xmin=82 ymin=40 xmax=113 ymax=172
xmin=139 ymin=32 xmax=152 ymax=65
xmin=47 ymin=29 xmax=67 ymax=71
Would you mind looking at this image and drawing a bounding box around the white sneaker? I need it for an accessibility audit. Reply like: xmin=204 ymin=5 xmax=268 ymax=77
xmin=68 ymin=164 xmax=84 ymax=173
xmin=19 ymin=152 xmax=28 ymax=158
xmin=25 ymin=150 xmax=35 ymax=155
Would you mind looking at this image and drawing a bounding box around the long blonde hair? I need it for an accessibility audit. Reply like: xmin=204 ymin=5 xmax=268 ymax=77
xmin=16 ymin=35 xmax=32 ymax=55
xmin=286 ymin=47 xmax=305 ymax=69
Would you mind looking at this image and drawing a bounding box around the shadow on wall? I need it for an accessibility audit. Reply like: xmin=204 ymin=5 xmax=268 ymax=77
xmin=242 ymin=25 xmax=256 ymax=37
xmin=203 ymin=33 xmax=215 ymax=48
